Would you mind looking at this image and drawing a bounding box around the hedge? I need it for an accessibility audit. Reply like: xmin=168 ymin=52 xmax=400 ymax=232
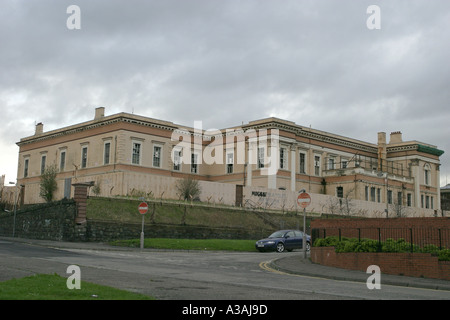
xmin=313 ymin=236 xmax=450 ymax=261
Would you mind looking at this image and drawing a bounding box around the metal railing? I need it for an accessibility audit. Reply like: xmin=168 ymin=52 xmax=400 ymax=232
xmin=312 ymin=227 xmax=450 ymax=253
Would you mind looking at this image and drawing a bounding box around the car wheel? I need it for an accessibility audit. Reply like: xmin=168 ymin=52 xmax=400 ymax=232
xmin=306 ymin=242 xmax=311 ymax=252
xmin=276 ymin=242 xmax=285 ymax=253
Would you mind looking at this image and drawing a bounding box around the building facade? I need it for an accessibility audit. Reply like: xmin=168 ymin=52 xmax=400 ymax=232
xmin=15 ymin=107 xmax=444 ymax=214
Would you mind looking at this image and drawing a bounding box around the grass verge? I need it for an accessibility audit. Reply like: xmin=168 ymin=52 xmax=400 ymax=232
xmin=0 ymin=274 xmax=154 ymax=300
xmin=111 ymin=238 xmax=258 ymax=252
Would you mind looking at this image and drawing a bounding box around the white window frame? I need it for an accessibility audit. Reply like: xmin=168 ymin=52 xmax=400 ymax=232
xmin=153 ymin=144 xmax=163 ymax=168
xmin=41 ymin=154 xmax=47 ymax=174
xmin=257 ymin=147 xmax=265 ymax=169
xmin=191 ymin=152 xmax=199 ymax=174
xmin=81 ymin=146 xmax=88 ymax=168
xmin=279 ymin=147 xmax=288 ymax=170
xmin=328 ymin=156 xmax=335 ymax=170
xmin=173 ymin=148 xmax=182 ymax=171
xmin=60 ymin=150 xmax=66 ymax=172
xmin=132 ymin=141 xmax=142 ymax=165
xmin=299 ymin=151 xmax=307 ymax=174
xmin=103 ymin=141 xmax=111 ymax=165
xmin=226 ymin=151 xmax=234 ymax=174
xmin=314 ymin=155 xmax=321 ymax=176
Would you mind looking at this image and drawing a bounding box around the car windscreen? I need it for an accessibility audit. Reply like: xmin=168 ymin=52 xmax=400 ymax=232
xmin=268 ymin=231 xmax=286 ymax=238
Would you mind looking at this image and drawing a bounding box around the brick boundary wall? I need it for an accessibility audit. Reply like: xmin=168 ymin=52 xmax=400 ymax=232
xmin=311 ymin=247 xmax=450 ymax=281
xmin=310 ymin=217 xmax=450 ymax=281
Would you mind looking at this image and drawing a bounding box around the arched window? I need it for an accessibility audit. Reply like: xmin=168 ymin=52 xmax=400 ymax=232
xmin=424 ymin=163 xmax=431 ymax=185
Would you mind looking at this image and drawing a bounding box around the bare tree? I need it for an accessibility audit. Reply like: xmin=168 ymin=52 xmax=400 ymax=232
xmin=176 ymin=177 xmax=201 ymax=201
xmin=340 ymin=188 xmax=355 ymax=216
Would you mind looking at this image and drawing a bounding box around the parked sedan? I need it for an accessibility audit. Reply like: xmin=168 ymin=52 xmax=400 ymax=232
xmin=255 ymin=230 xmax=311 ymax=253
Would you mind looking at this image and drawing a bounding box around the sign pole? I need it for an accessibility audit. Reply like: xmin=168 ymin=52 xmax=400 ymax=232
xmin=138 ymin=201 xmax=149 ymax=251
xmin=140 ymin=214 xmax=145 ymax=251
xmin=297 ymin=190 xmax=311 ymax=259
xmin=303 ymin=207 xmax=307 ymax=259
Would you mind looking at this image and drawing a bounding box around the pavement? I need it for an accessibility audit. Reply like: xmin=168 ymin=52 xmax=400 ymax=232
xmin=2 ymin=236 xmax=450 ymax=292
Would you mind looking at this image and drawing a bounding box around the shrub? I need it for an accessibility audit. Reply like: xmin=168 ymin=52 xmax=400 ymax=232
xmin=438 ymin=249 xmax=450 ymax=261
xmin=39 ymin=164 xmax=58 ymax=203
xmin=314 ymin=236 xmax=449 ymax=260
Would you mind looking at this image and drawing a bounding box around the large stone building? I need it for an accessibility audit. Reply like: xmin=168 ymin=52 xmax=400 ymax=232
xmin=15 ymin=107 xmax=444 ymax=213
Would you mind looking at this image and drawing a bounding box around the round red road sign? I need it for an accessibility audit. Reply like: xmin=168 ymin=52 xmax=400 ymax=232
xmin=138 ymin=202 xmax=149 ymax=215
xmin=297 ymin=192 xmax=311 ymax=208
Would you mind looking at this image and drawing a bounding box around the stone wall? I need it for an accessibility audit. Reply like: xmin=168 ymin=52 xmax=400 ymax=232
xmin=85 ymin=220 xmax=268 ymax=242
xmin=0 ymin=200 xmax=81 ymax=241
xmin=0 ymin=199 xmax=270 ymax=242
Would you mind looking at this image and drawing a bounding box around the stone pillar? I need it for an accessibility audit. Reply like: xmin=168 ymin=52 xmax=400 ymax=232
xmin=72 ymin=182 xmax=94 ymax=224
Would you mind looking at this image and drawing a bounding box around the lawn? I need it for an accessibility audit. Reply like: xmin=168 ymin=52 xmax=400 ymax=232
xmin=111 ymin=238 xmax=259 ymax=252
xmin=0 ymin=274 xmax=154 ymax=300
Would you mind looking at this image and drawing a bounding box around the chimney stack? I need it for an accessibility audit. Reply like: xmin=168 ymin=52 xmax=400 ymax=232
xmin=94 ymin=107 xmax=105 ymax=120
xmin=35 ymin=122 xmax=44 ymax=135
xmin=389 ymin=131 xmax=403 ymax=144
xmin=377 ymin=132 xmax=387 ymax=172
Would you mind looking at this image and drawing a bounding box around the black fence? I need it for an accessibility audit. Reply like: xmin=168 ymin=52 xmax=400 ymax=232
xmin=312 ymin=227 xmax=450 ymax=253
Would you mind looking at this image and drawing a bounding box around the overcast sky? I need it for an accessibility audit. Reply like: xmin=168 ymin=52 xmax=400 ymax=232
xmin=1 ymin=0 xmax=449 ymax=186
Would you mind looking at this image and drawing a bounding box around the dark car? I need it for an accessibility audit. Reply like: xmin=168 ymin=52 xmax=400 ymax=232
xmin=255 ymin=230 xmax=311 ymax=253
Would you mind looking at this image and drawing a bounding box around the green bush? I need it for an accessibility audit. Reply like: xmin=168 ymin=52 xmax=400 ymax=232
xmin=438 ymin=249 xmax=450 ymax=261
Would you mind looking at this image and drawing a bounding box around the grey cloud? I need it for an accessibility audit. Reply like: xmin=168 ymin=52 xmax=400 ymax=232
xmin=1 ymin=0 xmax=449 ymax=182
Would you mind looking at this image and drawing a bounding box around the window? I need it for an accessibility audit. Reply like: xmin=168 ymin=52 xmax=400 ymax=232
xmin=377 ymin=188 xmax=381 ymax=203
xmin=258 ymin=147 xmax=265 ymax=169
xmin=41 ymin=155 xmax=46 ymax=174
xmin=285 ymin=231 xmax=295 ymax=238
xmin=425 ymin=195 xmax=430 ymax=209
xmin=153 ymin=145 xmax=162 ymax=167
xmin=397 ymin=192 xmax=402 ymax=206
xmin=280 ymin=147 xmax=287 ymax=170
xmin=132 ymin=142 xmax=141 ymax=165
xmin=24 ymin=158 xmax=29 ymax=178
xmin=407 ymin=193 xmax=412 ymax=207
xmin=342 ymin=160 xmax=348 ymax=169
xmin=173 ymin=149 xmax=182 ymax=171
xmin=104 ymin=142 xmax=111 ymax=165
xmin=60 ymin=151 xmax=66 ymax=171
xmin=226 ymin=152 xmax=234 ymax=174
xmin=336 ymin=186 xmax=344 ymax=198
xmin=365 ymin=186 xmax=369 ymax=201
xmin=370 ymin=187 xmax=376 ymax=202
xmin=299 ymin=152 xmax=306 ymax=174
xmin=431 ymin=196 xmax=434 ymax=209
xmin=328 ymin=157 xmax=335 ymax=170
xmin=424 ymin=164 xmax=431 ymax=185
xmin=191 ymin=153 xmax=198 ymax=174
xmin=387 ymin=190 xmax=393 ymax=204
xmin=421 ymin=195 xmax=424 ymax=208
xmin=314 ymin=156 xmax=320 ymax=176
xmin=81 ymin=146 xmax=88 ymax=168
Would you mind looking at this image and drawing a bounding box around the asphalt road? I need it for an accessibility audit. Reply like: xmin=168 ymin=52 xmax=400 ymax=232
xmin=1 ymin=239 xmax=450 ymax=301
